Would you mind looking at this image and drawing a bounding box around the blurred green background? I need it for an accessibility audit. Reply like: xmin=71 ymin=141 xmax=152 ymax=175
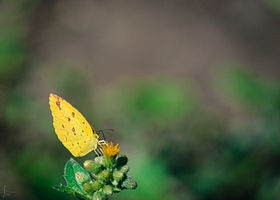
xmin=1 ymin=0 xmax=280 ymax=199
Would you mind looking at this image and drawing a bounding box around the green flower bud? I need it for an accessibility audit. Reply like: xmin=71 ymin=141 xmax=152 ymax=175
xmin=116 ymin=155 xmax=128 ymax=167
xmin=113 ymin=170 xmax=124 ymax=182
xmin=103 ymin=185 xmax=113 ymax=196
xmin=92 ymin=191 xmax=102 ymax=200
xmin=112 ymin=179 xmax=118 ymax=187
xmin=94 ymin=156 xmax=105 ymax=166
xmin=121 ymin=176 xmax=137 ymax=189
xmin=84 ymin=160 xmax=101 ymax=174
xmin=119 ymin=165 xmax=129 ymax=174
xmin=92 ymin=181 xmax=102 ymax=191
xmin=103 ymin=156 xmax=113 ymax=168
xmin=75 ymin=172 xmax=90 ymax=185
xmin=83 ymin=182 xmax=94 ymax=194
xmin=96 ymin=170 xmax=110 ymax=182
xmin=113 ymin=187 xmax=121 ymax=193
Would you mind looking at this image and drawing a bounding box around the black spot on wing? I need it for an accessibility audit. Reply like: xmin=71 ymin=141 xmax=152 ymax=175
xmin=72 ymin=127 xmax=76 ymax=135
xmin=54 ymin=95 xmax=61 ymax=110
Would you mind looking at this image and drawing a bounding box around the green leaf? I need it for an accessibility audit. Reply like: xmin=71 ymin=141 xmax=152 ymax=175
xmin=64 ymin=158 xmax=91 ymax=192
xmin=53 ymin=184 xmax=91 ymax=200
xmin=53 ymin=184 xmax=76 ymax=194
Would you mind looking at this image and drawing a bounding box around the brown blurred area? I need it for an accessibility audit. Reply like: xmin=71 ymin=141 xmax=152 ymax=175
xmin=25 ymin=0 xmax=280 ymax=115
xmin=30 ymin=0 xmax=280 ymax=82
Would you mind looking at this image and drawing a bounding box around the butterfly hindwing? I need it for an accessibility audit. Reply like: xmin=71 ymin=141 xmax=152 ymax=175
xmin=49 ymin=93 xmax=99 ymax=157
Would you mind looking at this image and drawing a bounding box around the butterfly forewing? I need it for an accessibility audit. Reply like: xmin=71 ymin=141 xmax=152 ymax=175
xmin=49 ymin=93 xmax=99 ymax=157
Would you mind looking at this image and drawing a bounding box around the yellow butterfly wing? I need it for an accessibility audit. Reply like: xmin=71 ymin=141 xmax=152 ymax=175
xmin=49 ymin=93 xmax=99 ymax=157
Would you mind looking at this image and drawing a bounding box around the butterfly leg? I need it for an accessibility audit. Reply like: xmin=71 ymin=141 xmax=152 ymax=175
xmin=94 ymin=149 xmax=101 ymax=156
xmin=94 ymin=141 xmax=107 ymax=157
xmin=99 ymin=147 xmax=104 ymax=155
xmin=98 ymin=148 xmax=103 ymax=156
xmin=95 ymin=146 xmax=104 ymax=156
xmin=95 ymin=144 xmax=104 ymax=156
xmin=98 ymin=140 xmax=107 ymax=146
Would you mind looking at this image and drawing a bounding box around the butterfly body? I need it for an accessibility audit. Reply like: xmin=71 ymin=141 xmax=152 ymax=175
xmin=49 ymin=93 xmax=100 ymax=157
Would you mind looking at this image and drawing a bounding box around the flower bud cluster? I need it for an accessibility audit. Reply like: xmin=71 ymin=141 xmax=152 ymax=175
xmin=82 ymin=154 xmax=137 ymax=200
xmin=54 ymin=142 xmax=137 ymax=200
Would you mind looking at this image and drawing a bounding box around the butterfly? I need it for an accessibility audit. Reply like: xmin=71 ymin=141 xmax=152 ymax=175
xmin=49 ymin=93 xmax=106 ymax=157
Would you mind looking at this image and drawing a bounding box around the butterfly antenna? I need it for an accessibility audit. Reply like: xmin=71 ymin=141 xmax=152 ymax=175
xmin=96 ymin=128 xmax=115 ymax=140
xmin=100 ymin=128 xmax=115 ymax=132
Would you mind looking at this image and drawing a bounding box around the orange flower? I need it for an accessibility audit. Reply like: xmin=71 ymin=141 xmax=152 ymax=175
xmin=102 ymin=142 xmax=120 ymax=158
